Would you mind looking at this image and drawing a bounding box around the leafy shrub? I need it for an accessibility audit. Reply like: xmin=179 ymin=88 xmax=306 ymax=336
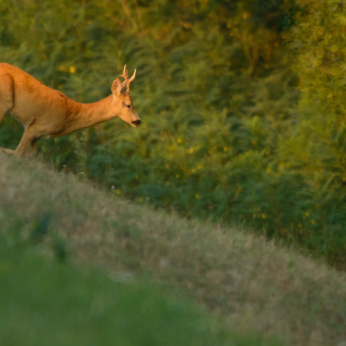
xmin=1 ymin=0 xmax=345 ymax=268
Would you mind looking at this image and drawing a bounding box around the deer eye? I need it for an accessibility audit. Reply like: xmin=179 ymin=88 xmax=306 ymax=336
xmin=126 ymin=105 xmax=131 ymax=108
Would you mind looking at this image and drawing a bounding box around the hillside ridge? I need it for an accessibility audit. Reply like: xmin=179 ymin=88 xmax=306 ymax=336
xmin=1 ymin=154 xmax=346 ymax=346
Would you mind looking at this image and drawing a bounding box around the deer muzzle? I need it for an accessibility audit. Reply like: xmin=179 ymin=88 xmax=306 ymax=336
xmin=132 ymin=119 xmax=141 ymax=127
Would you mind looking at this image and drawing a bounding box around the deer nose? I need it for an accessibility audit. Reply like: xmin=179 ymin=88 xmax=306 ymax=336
xmin=132 ymin=119 xmax=141 ymax=126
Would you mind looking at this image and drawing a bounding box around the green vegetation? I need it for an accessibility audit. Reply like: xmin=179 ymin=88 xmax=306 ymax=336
xmin=0 ymin=1 xmax=346 ymax=268
xmin=2 ymin=155 xmax=346 ymax=346
xmin=2 ymin=236 xmax=276 ymax=346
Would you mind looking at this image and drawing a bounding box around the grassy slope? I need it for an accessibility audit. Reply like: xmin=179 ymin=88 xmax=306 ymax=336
xmin=1 ymin=240 xmax=272 ymax=346
xmin=1 ymin=154 xmax=346 ymax=346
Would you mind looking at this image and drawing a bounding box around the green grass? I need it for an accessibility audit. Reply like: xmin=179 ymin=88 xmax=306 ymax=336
xmin=1 ymin=154 xmax=346 ymax=346
xmin=1 ymin=236 xmax=276 ymax=346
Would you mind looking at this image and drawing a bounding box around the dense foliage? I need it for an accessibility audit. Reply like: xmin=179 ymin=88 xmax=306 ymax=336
xmin=1 ymin=0 xmax=345 ymax=268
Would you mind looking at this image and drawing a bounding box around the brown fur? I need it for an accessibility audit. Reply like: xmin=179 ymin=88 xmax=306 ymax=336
xmin=0 ymin=63 xmax=140 ymax=157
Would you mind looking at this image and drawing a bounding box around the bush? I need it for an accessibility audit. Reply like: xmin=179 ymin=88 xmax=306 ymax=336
xmin=1 ymin=0 xmax=345 ymax=268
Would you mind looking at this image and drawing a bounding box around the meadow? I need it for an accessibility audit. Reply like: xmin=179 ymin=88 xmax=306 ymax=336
xmin=1 ymin=154 xmax=346 ymax=346
xmin=2 ymin=225 xmax=275 ymax=346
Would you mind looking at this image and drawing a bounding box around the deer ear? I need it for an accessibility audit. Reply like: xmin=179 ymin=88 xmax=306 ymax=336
xmin=111 ymin=78 xmax=122 ymax=95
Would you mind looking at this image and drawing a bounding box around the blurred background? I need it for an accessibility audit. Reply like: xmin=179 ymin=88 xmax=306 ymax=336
xmin=1 ymin=0 xmax=346 ymax=269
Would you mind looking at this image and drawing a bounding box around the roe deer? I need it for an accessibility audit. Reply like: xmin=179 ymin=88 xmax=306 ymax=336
xmin=0 ymin=63 xmax=140 ymax=157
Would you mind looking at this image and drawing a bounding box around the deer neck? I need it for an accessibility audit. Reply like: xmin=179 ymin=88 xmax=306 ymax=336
xmin=66 ymin=95 xmax=117 ymax=132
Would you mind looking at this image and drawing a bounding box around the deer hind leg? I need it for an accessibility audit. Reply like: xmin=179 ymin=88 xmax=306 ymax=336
xmin=0 ymin=73 xmax=16 ymax=155
xmin=0 ymin=105 xmax=15 ymax=155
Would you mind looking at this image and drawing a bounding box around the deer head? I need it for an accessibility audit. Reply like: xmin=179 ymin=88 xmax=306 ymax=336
xmin=111 ymin=65 xmax=141 ymax=127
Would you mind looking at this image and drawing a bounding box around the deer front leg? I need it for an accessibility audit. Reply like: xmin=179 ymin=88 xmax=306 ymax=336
xmin=14 ymin=127 xmax=38 ymax=157
xmin=0 ymin=147 xmax=15 ymax=155
xmin=1 ymin=137 xmax=39 ymax=157
xmin=25 ymin=138 xmax=39 ymax=157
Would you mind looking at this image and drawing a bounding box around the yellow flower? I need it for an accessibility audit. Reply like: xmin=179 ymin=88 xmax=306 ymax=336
xmin=177 ymin=138 xmax=183 ymax=143
xmin=188 ymin=148 xmax=194 ymax=154
xmin=195 ymin=194 xmax=200 ymax=199
xmin=70 ymin=65 xmax=76 ymax=74
xmin=243 ymin=11 xmax=251 ymax=19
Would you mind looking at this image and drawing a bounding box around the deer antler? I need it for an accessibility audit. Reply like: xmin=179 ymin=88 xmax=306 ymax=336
xmin=120 ymin=65 xmax=136 ymax=94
